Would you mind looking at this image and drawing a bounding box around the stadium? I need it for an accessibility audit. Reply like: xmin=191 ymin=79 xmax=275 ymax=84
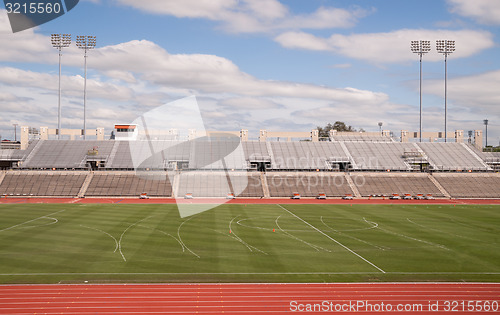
xmin=1 ymin=124 xmax=499 ymax=200
xmin=2 ymin=0 xmax=500 ymax=313
xmin=0 ymin=123 xmax=499 ymax=313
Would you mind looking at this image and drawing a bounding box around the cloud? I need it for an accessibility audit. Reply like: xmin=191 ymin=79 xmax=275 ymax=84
xmin=424 ymin=69 xmax=500 ymax=116
xmin=73 ymin=40 xmax=388 ymax=104
xmin=447 ymin=0 xmax=500 ymax=25
xmin=112 ymin=0 xmax=370 ymax=33
xmin=220 ymin=97 xmax=283 ymax=110
xmin=275 ymin=29 xmax=494 ymax=63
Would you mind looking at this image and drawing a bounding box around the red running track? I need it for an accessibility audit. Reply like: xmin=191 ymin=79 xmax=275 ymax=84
xmin=0 ymin=283 xmax=499 ymax=314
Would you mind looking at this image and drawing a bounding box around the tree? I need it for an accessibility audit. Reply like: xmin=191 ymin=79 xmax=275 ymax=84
xmin=317 ymin=121 xmax=357 ymax=138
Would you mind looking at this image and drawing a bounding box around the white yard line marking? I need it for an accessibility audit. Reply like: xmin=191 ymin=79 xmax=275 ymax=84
xmin=278 ymin=204 xmax=385 ymax=274
xmin=177 ymin=216 xmax=200 ymax=258
xmin=0 ymin=210 xmax=65 ymax=233
xmin=80 ymin=225 xmax=119 ymax=253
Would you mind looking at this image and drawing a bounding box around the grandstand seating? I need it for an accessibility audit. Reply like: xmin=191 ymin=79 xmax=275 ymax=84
xmin=345 ymin=142 xmax=413 ymax=171
xmin=176 ymin=172 xmax=263 ymax=197
xmin=0 ymin=138 xmax=499 ymax=199
xmin=86 ymin=171 xmax=172 ymax=197
xmin=416 ymin=143 xmax=490 ymax=171
xmin=266 ymin=172 xmax=353 ymax=197
xmin=433 ymin=173 xmax=500 ymax=198
xmin=21 ymin=140 xmax=115 ymax=169
xmin=0 ymin=171 xmax=86 ymax=196
xmin=351 ymin=173 xmax=443 ymax=197
xmin=269 ymin=142 xmax=347 ymax=170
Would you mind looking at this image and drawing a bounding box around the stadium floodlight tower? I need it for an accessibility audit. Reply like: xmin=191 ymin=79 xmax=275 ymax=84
xmin=76 ymin=35 xmax=97 ymax=140
xmin=484 ymin=119 xmax=489 ymax=148
xmin=51 ymin=34 xmax=71 ymax=139
xmin=436 ymin=40 xmax=455 ymax=142
xmin=411 ymin=40 xmax=431 ymax=142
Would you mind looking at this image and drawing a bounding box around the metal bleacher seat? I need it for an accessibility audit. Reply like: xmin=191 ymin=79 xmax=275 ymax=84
xmin=350 ymin=173 xmax=443 ymax=197
xmin=417 ymin=143 xmax=490 ymax=171
xmin=345 ymin=142 xmax=412 ymax=171
xmin=85 ymin=171 xmax=172 ymax=196
xmin=433 ymin=173 xmax=500 ymax=198
xmin=176 ymin=172 xmax=262 ymax=197
xmin=266 ymin=172 xmax=353 ymax=197
xmin=0 ymin=171 xmax=86 ymax=196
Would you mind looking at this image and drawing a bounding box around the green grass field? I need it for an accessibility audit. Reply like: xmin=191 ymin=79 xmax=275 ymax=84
xmin=0 ymin=203 xmax=499 ymax=284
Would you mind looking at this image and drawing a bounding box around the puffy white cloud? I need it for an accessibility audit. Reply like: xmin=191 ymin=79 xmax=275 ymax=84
xmin=425 ymin=69 xmax=500 ymax=116
xmin=112 ymin=0 xmax=369 ymax=33
xmin=275 ymin=29 xmax=494 ymax=63
xmin=447 ymin=0 xmax=500 ymax=25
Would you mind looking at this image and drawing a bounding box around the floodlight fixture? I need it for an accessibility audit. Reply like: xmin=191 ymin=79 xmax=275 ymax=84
xmin=76 ymin=35 xmax=97 ymax=140
xmin=51 ymin=34 xmax=71 ymax=139
xmin=436 ymin=40 xmax=455 ymax=142
xmin=411 ymin=40 xmax=431 ymax=142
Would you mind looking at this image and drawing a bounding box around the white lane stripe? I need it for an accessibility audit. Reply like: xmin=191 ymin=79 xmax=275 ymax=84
xmin=1 ymin=272 xmax=499 ymax=276
xmin=277 ymin=204 xmax=386 ymax=274
xmin=0 ymin=210 xmax=65 ymax=233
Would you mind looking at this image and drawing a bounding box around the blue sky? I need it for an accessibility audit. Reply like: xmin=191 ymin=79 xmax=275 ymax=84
xmin=0 ymin=0 xmax=499 ymax=144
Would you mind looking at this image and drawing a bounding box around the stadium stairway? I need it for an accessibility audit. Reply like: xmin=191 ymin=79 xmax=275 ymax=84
xmin=0 ymin=170 xmax=5 ymax=187
xmin=260 ymin=173 xmax=270 ymax=198
xmin=344 ymin=174 xmax=361 ymax=198
xmin=78 ymin=172 xmax=94 ymax=198
xmin=427 ymin=174 xmax=451 ymax=198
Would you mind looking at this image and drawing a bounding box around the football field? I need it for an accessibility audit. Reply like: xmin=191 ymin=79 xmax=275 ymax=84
xmin=0 ymin=203 xmax=499 ymax=284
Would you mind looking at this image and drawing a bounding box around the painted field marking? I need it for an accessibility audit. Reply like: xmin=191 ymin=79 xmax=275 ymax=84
xmin=228 ymin=216 xmax=267 ymax=254
xmin=176 ymin=216 xmax=200 ymax=258
xmin=275 ymin=215 xmax=330 ymax=252
xmin=118 ymin=216 xmax=156 ymax=262
xmin=1 ymin=271 xmax=499 ymax=276
xmin=364 ymin=218 xmax=449 ymax=250
xmin=320 ymin=216 xmax=387 ymax=251
xmin=80 ymin=225 xmax=119 ymax=253
xmin=278 ymin=204 xmax=386 ymax=274
xmin=0 ymin=209 xmax=65 ymax=233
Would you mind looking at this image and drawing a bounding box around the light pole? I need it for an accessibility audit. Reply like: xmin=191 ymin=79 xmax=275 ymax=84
xmin=76 ymin=35 xmax=96 ymax=140
xmin=436 ymin=40 xmax=455 ymax=143
xmin=51 ymin=34 xmax=71 ymax=139
xmin=13 ymin=124 xmax=18 ymax=142
xmin=484 ymin=119 xmax=489 ymax=148
xmin=411 ymin=40 xmax=431 ymax=142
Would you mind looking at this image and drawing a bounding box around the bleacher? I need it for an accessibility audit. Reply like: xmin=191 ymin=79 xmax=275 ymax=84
xmin=0 ymin=171 xmax=86 ymax=197
xmin=269 ymin=142 xmax=347 ymax=170
xmin=417 ymin=143 xmax=490 ymax=171
xmin=176 ymin=172 xmax=262 ymax=197
xmin=266 ymin=172 xmax=353 ymax=197
xmin=86 ymin=171 xmax=172 ymax=197
xmin=351 ymin=173 xmax=444 ymax=197
xmin=433 ymin=173 xmax=500 ymax=198
xmin=345 ymin=142 xmax=413 ymax=171
xmin=0 ymin=137 xmax=499 ymax=199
